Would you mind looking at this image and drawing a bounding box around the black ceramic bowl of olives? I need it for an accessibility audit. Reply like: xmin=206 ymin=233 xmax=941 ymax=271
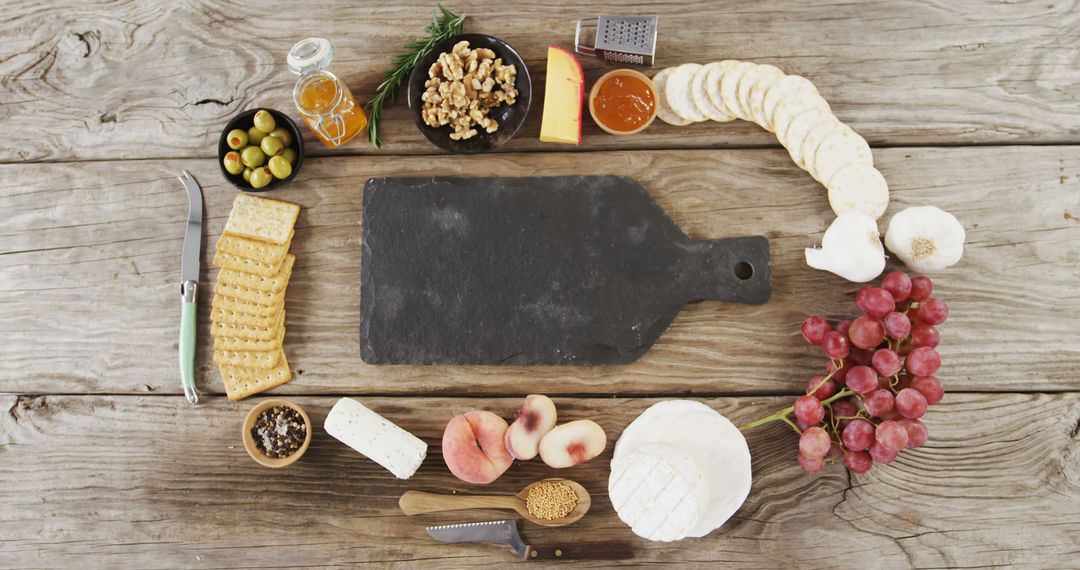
xmin=218 ymin=108 xmax=304 ymax=192
xmin=407 ymin=34 xmax=532 ymax=154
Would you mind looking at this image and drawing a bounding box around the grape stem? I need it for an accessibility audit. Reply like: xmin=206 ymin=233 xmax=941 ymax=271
xmin=739 ymin=389 xmax=855 ymax=431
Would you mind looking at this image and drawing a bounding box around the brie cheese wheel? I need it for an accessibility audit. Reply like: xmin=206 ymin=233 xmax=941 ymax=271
xmin=609 ymin=442 xmax=709 ymax=542
xmin=324 ymin=398 xmax=427 ymax=479
xmin=613 ymin=400 xmax=752 ymax=538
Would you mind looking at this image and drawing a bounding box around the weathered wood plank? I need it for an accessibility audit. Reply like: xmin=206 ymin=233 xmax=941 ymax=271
xmin=0 ymin=393 xmax=1076 ymax=568
xmin=2 ymin=0 xmax=1079 ymax=162
xmin=2 ymin=147 xmax=1078 ymax=396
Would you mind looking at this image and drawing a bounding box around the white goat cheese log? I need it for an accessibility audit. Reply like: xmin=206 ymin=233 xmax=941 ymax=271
xmin=324 ymin=398 xmax=427 ymax=479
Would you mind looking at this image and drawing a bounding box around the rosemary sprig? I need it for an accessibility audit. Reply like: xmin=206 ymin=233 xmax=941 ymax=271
xmin=364 ymin=4 xmax=465 ymax=148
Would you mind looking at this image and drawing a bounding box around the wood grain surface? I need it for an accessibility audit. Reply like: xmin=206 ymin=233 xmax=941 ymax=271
xmin=1 ymin=393 xmax=1077 ymax=569
xmin=3 ymin=0 xmax=1080 ymax=162
xmin=2 ymin=147 xmax=1078 ymax=396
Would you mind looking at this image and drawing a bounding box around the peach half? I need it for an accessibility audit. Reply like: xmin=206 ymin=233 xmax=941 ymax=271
xmin=538 ymin=419 xmax=607 ymax=468
xmin=504 ymin=395 xmax=558 ymax=460
xmin=442 ymin=411 xmax=514 ymax=484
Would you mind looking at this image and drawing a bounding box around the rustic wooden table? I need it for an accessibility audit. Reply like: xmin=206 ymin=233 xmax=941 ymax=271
xmin=2 ymin=1 xmax=1079 ymax=568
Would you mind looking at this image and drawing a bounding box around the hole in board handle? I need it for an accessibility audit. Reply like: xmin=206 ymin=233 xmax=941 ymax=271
xmin=734 ymin=261 xmax=754 ymax=280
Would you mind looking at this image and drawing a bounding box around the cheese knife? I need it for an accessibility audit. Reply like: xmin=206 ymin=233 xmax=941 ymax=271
xmin=425 ymin=520 xmax=633 ymax=561
xmin=177 ymin=170 xmax=202 ymax=406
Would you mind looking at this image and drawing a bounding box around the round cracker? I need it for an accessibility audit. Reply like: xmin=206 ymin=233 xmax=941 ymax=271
xmin=827 ymin=164 xmax=889 ymax=219
xmin=748 ymin=66 xmax=786 ymax=129
xmin=665 ymin=63 xmax=707 ymax=123
xmin=776 ymin=106 xmax=832 ymax=149
xmin=812 ymin=125 xmax=873 ymax=184
xmin=796 ymin=118 xmax=842 ymax=172
xmin=770 ymin=91 xmax=830 ymax=139
xmin=691 ymin=62 xmax=736 ymax=122
xmin=737 ymin=64 xmax=784 ymax=129
xmin=704 ymin=60 xmax=740 ymax=118
xmin=762 ymin=75 xmax=821 ymax=125
xmin=786 ymin=112 xmax=839 ymax=168
xmin=720 ymin=61 xmax=754 ymax=121
xmin=653 ymin=68 xmax=693 ymax=126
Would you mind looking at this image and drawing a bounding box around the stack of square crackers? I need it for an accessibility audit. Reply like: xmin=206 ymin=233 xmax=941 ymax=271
xmin=210 ymin=194 xmax=300 ymax=400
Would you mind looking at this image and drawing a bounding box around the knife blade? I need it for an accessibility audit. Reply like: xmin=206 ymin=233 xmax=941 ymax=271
xmin=177 ymin=170 xmax=203 ymax=406
xmin=426 ymin=520 xmax=633 ymax=561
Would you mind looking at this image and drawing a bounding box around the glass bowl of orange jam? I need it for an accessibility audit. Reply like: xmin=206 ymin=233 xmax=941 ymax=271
xmin=588 ymin=69 xmax=658 ymax=135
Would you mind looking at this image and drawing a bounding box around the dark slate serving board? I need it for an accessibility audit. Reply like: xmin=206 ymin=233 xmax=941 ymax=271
xmin=360 ymin=176 xmax=771 ymax=365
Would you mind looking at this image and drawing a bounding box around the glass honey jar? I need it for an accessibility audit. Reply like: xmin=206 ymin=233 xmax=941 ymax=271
xmin=287 ymin=38 xmax=367 ymax=148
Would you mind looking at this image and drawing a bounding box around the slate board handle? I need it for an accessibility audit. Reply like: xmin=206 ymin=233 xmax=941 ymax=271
xmin=683 ymin=235 xmax=772 ymax=305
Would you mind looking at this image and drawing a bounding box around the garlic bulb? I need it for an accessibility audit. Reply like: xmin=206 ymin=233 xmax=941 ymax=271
xmin=805 ymin=211 xmax=886 ymax=283
xmin=884 ymin=206 xmax=965 ymax=272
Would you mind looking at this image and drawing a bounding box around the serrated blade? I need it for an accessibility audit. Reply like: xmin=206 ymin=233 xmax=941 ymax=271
xmin=178 ymin=170 xmax=202 ymax=285
xmin=426 ymin=520 xmax=527 ymax=558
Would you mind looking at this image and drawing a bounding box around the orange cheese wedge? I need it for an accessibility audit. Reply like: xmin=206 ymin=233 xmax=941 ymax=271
xmin=539 ymin=46 xmax=584 ymax=145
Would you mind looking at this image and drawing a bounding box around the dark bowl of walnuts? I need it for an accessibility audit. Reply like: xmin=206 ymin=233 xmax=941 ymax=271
xmin=407 ymin=34 xmax=532 ymax=153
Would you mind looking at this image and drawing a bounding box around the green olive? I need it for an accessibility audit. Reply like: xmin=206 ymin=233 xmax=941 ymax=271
xmin=268 ymin=127 xmax=293 ymax=147
xmin=249 ymin=166 xmax=273 ymax=189
xmin=268 ymin=155 xmax=293 ymax=180
xmin=260 ymin=135 xmax=284 ymax=157
xmin=241 ymin=145 xmax=266 ymax=168
xmin=226 ymin=129 xmax=248 ymax=150
xmin=242 ymin=167 xmax=253 ymax=182
xmin=253 ymin=110 xmax=276 ymax=134
xmin=223 ymin=151 xmax=244 ymax=175
xmin=281 ymin=147 xmax=297 ymax=165
xmin=247 ymin=127 xmax=267 ymax=145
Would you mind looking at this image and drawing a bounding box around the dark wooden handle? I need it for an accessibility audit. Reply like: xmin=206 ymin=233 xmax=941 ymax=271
xmin=524 ymin=541 xmax=634 ymax=561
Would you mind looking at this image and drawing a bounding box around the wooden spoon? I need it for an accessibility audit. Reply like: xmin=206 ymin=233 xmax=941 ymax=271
xmin=398 ymin=478 xmax=591 ymax=527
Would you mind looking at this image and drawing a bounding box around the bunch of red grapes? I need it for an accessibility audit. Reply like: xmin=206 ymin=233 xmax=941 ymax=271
xmin=756 ymin=272 xmax=947 ymax=473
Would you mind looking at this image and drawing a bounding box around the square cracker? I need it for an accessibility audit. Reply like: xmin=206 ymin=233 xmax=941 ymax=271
xmin=211 ymin=302 xmax=282 ymax=330
xmin=210 ymin=308 xmax=285 ymax=341
xmin=211 ymin=293 xmax=282 ymax=319
xmin=213 ymin=248 xmax=287 ymax=278
xmin=213 ymin=347 xmax=281 ymax=369
xmin=224 ymin=194 xmax=299 ymax=245
xmin=216 ymin=230 xmax=293 ymax=267
xmin=214 ymin=279 xmax=286 ymax=307
xmin=219 ymin=348 xmax=292 ymax=400
xmin=217 ymin=254 xmax=294 ymax=293
xmin=214 ymin=325 xmax=285 ymax=352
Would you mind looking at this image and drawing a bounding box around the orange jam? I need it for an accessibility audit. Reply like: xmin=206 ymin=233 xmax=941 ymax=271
xmin=592 ymin=75 xmax=656 ymax=132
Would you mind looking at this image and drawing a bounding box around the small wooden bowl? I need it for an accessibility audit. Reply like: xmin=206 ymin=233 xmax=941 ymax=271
xmin=588 ymin=69 xmax=658 ymax=136
xmin=242 ymin=398 xmax=312 ymax=468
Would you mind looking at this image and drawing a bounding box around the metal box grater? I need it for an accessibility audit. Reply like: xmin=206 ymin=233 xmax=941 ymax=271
xmin=575 ymin=16 xmax=658 ymax=66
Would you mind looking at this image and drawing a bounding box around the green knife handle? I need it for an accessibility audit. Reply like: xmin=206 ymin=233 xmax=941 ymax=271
xmin=180 ymin=280 xmax=199 ymax=405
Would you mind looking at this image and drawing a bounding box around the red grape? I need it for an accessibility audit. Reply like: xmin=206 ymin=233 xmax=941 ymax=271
xmin=910 ymin=323 xmax=940 ymax=348
xmin=826 ymin=359 xmax=850 ymax=383
xmin=881 ymin=271 xmax=912 ymax=302
xmin=895 ymin=373 xmax=913 ymax=391
xmin=842 ymin=419 xmax=875 ymax=451
xmin=846 ymin=365 xmax=878 ymax=395
xmin=869 ymin=442 xmax=898 ymax=464
xmin=836 ymin=319 xmax=852 ymax=337
xmin=831 ymin=398 xmax=858 ymax=428
xmin=822 ymin=331 xmax=850 ymax=358
xmin=875 ymin=420 xmax=909 ymax=452
xmin=799 ymin=427 xmax=832 ymax=458
xmin=806 ymin=376 xmax=838 ymax=400
xmin=872 ymin=348 xmax=902 ymax=377
xmin=794 ymin=395 xmax=825 ymax=425
xmin=917 ymin=297 xmax=949 ymax=325
xmin=911 ymin=376 xmax=944 ymax=405
xmin=801 ymin=316 xmax=831 ymax=345
xmin=883 ymin=312 xmax=912 ymax=340
xmin=850 ymin=346 xmax=874 ymax=366
xmin=864 ymin=389 xmax=895 ymax=416
xmin=895 ymin=388 xmax=928 ymax=419
xmin=798 ymin=453 xmax=825 ymax=472
xmin=856 ymin=287 xmax=896 ymax=319
xmin=843 ymin=450 xmax=874 ymax=473
xmin=906 ymin=347 xmax=941 ymax=377
xmin=899 ymin=419 xmax=929 ymax=448
xmin=910 ymin=275 xmax=933 ymax=301
xmin=848 ymin=316 xmax=885 ymax=350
